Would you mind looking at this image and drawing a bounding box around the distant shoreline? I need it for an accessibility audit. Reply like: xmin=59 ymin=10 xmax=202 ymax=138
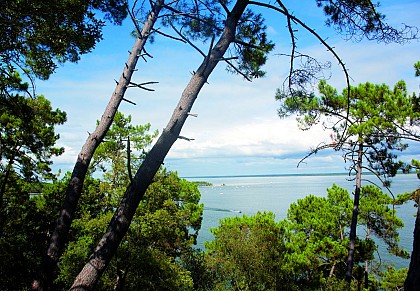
xmin=186 ymin=172 xmax=349 ymax=179
xmin=183 ymin=172 xmax=418 ymax=179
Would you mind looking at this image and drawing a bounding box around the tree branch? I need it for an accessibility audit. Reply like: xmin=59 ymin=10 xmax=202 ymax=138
xmin=169 ymin=22 xmax=207 ymax=57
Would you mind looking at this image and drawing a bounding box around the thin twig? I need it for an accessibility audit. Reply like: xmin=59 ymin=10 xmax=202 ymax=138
xmin=169 ymin=22 xmax=207 ymax=57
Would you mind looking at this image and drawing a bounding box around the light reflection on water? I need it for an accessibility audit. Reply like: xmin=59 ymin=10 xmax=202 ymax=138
xmin=188 ymin=174 xmax=419 ymax=269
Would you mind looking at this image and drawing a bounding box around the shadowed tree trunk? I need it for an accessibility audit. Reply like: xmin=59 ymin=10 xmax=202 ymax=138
xmin=345 ymin=142 xmax=363 ymax=283
xmin=405 ymin=189 xmax=420 ymax=290
xmin=69 ymin=0 xmax=249 ymax=289
xmin=32 ymin=1 xmax=165 ymax=289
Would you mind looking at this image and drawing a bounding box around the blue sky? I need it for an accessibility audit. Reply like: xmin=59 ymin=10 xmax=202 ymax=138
xmin=38 ymin=0 xmax=420 ymax=177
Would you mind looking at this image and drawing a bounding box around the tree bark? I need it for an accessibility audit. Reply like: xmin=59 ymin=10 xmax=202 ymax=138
xmin=364 ymin=226 xmax=371 ymax=289
xmin=345 ymin=142 xmax=363 ymax=283
xmin=32 ymin=2 xmax=164 ymax=290
xmin=70 ymin=1 xmax=249 ymax=289
xmin=0 ymin=158 xmax=14 ymax=231
xmin=404 ymin=189 xmax=420 ymax=290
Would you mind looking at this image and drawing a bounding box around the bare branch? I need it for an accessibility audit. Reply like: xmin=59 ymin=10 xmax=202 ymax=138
xmin=233 ymin=39 xmax=263 ymax=50
xmin=127 ymin=80 xmax=159 ymax=91
xmin=249 ymin=0 xmax=352 ymax=143
xmin=178 ymin=135 xmax=195 ymax=141
xmin=151 ymin=27 xmax=188 ymax=43
xmin=297 ymin=142 xmax=339 ymax=167
xmin=225 ymin=59 xmax=252 ymax=82
xmin=128 ymin=1 xmax=144 ymax=38
xmin=140 ymin=47 xmax=154 ymax=61
xmin=169 ymin=22 xmax=207 ymax=57
xmin=276 ymin=0 xmax=296 ymax=91
xmin=122 ymin=98 xmax=137 ymax=105
xmin=216 ymin=56 xmax=239 ymax=61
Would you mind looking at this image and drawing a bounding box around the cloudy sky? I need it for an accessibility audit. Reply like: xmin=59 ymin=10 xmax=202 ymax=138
xmin=38 ymin=0 xmax=420 ymax=177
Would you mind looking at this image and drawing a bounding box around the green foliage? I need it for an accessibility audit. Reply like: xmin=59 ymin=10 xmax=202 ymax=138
xmin=90 ymin=111 xmax=158 ymax=189
xmin=232 ymin=10 xmax=275 ymax=79
xmin=0 ymin=93 xmax=66 ymax=183
xmin=1 ymin=0 xmax=127 ymax=80
xmin=0 ymin=109 xmax=203 ymax=289
xmin=203 ymin=185 xmax=408 ymax=290
xmin=0 ymin=176 xmax=44 ymax=290
xmin=162 ymin=0 xmax=274 ymax=80
xmin=192 ymin=181 xmax=213 ymax=186
xmin=359 ymin=185 xmax=409 ymax=258
xmin=164 ymin=0 xmax=225 ymax=41
xmin=414 ymin=61 xmax=420 ymax=77
xmin=318 ymin=0 xmax=385 ymax=35
xmin=277 ymin=80 xmax=418 ymax=184
xmin=205 ymin=212 xmax=291 ymax=290
xmin=53 ymin=112 xmax=202 ymax=290
xmin=0 ymin=173 xmax=97 ymax=289
xmin=53 ymin=169 xmax=203 ymax=290
xmin=316 ymin=0 xmax=411 ymax=43
xmin=372 ymin=266 xmax=407 ymax=290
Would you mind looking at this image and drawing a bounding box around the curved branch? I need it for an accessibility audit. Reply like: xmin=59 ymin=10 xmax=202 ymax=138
xmin=249 ymin=0 xmax=352 ymax=144
xmin=276 ymin=0 xmax=296 ymax=91
xmin=297 ymin=142 xmax=338 ymax=167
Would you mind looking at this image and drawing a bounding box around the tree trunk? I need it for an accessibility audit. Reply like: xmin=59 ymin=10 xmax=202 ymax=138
xmin=32 ymin=2 xmax=164 ymax=290
xmin=345 ymin=142 xmax=363 ymax=283
xmin=70 ymin=1 xmax=249 ymax=289
xmin=0 ymin=151 xmax=17 ymax=214
xmin=0 ymin=159 xmax=13 ymax=230
xmin=364 ymin=226 xmax=371 ymax=289
xmin=0 ymin=150 xmax=20 ymax=235
xmin=404 ymin=189 xmax=420 ymax=290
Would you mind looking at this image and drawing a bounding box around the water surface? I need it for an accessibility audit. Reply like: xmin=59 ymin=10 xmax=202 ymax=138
xmin=188 ymin=173 xmax=419 ymax=268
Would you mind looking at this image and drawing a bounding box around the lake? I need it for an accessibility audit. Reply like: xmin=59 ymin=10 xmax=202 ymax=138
xmin=187 ymin=173 xmax=419 ymax=268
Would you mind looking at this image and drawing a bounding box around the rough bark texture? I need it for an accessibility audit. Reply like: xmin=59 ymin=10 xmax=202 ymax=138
xmin=32 ymin=2 xmax=164 ymax=290
xmin=70 ymin=1 xmax=249 ymax=289
xmin=405 ymin=189 xmax=420 ymax=290
xmin=345 ymin=142 xmax=363 ymax=283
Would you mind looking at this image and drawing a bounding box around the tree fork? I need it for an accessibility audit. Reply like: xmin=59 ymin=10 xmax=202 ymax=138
xmin=32 ymin=1 xmax=165 ymax=289
xmin=70 ymin=0 xmax=249 ymax=289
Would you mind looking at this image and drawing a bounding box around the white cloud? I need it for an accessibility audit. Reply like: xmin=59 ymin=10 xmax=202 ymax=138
xmin=168 ymin=116 xmax=331 ymax=159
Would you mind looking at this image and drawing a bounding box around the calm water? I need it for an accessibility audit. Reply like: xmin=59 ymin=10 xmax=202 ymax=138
xmin=188 ymin=173 xmax=419 ymax=268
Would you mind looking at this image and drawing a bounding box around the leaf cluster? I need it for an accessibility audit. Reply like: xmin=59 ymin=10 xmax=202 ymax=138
xmin=159 ymin=0 xmax=274 ymax=80
xmin=205 ymin=212 xmax=290 ymax=290
xmin=90 ymin=111 xmax=158 ymax=190
xmin=231 ymin=10 xmax=275 ymax=79
xmin=1 ymin=0 xmax=128 ymax=80
xmin=0 ymin=92 xmax=66 ymax=183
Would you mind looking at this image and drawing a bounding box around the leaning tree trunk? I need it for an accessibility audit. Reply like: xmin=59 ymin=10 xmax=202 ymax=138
xmin=32 ymin=2 xmax=164 ymax=290
xmin=70 ymin=0 xmax=249 ymax=289
xmin=404 ymin=188 xmax=420 ymax=290
xmin=345 ymin=142 xmax=363 ymax=283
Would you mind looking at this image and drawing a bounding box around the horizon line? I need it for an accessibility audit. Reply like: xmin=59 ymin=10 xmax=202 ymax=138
xmin=182 ymin=171 xmax=418 ymax=179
